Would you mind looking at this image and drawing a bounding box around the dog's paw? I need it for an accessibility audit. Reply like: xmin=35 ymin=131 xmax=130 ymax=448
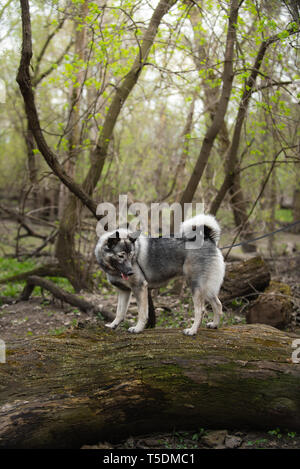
xmin=183 ymin=328 xmax=196 ymax=336
xmin=128 ymin=326 xmax=143 ymax=334
xmin=206 ymin=322 xmax=218 ymax=329
xmin=105 ymin=322 xmax=118 ymax=330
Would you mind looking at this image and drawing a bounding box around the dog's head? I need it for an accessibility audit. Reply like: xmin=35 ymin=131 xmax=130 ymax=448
xmin=95 ymin=230 xmax=141 ymax=280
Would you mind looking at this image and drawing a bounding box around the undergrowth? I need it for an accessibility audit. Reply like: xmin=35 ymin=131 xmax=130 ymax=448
xmin=0 ymin=257 xmax=74 ymax=299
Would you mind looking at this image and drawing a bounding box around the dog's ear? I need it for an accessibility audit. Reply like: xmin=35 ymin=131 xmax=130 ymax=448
xmin=128 ymin=230 xmax=141 ymax=243
xmin=107 ymin=231 xmax=120 ymax=249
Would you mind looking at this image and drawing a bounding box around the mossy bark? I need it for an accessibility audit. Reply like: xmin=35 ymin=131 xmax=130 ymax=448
xmin=0 ymin=324 xmax=299 ymax=448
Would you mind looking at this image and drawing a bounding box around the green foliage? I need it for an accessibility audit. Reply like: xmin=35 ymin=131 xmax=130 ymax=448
xmin=0 ymin=257 xmax=38 ymax=298
xmin=0 ymin=0 xmax=298 ymax=238
xmin=48 ymin=276 xmax=74 ymax=293
xmin=246 ymin=438 xmax=267 ymax=448
xmin=268 ymin=428 xmax=282 ymax=439
xmin=0 ymin=257 xmax=74 ymax=298
xmin=275 ymin=209 xmax=293 ymax=223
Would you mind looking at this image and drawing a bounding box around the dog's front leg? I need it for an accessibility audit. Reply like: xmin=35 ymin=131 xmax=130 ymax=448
xmin=128 ymin=282 xmax=148 ymax=334
xmin=105 ymin=289 xmax=131 ymax=330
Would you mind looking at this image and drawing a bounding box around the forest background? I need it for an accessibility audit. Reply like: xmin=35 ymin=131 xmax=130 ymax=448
xmin=0 ymin=0 xmax=299 ymax=296
xmin=0 ymin=0 xmax=300 ymax=450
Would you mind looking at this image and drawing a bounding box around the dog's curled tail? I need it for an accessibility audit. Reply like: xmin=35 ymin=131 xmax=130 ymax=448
xmin=180 ymin=213 xmax=221 ymax=245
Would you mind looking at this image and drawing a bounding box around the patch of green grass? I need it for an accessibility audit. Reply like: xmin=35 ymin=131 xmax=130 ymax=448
xmin=48 ymin=276 xmax=74 ymax=293
xmin=1 ymin=283 xmax=22 ymax=298
xmin=0 ymin=257 xmax=37 ymax=277
xmin=275 ymin=208 xmax=293 ymax=223
xmin=0 ymin=257 xmax=38 ymax=297
xmin=0 ymin=256 xmax=74 ymax=298
xmin=0 ymin=257 xmax=37 ymax=297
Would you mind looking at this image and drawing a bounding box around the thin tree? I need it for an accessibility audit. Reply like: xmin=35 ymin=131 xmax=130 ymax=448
xmin=17 ymin=0 xmax=178 ymax=290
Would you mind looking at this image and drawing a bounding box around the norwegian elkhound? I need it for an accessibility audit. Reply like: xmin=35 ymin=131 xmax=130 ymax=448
xmin=95 ymin=214 xmax=225 ymax=335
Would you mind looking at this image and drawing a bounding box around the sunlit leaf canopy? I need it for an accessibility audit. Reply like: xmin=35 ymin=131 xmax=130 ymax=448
xmin=0 ymin=0 xmax=299 ymax=218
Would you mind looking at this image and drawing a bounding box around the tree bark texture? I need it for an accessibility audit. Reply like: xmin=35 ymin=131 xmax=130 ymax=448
xmin=0 ymin=323 xmax=299 ymax=449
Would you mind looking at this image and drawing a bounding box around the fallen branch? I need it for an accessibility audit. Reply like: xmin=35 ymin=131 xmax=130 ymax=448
xmin=19 ymin=275 xmax=114 ymax=321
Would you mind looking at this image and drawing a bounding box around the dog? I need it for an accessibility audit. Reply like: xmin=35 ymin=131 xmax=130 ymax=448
xmin=95 ymin=214 xmax=225 ymax=335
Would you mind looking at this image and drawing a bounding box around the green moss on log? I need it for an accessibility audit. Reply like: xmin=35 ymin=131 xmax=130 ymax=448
xmin=0 ymin=324 xmax=299 ymax=448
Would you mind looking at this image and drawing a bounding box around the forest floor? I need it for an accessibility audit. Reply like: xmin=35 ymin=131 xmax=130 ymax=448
xmin=0 ymin=216 xmax=300 ymax=450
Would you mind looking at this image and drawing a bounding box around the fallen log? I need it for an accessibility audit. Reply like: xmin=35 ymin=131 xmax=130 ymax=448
xmin=246 ymin=281 xmax=293 ymax=329
xmin=19 ymin=275 xmax=114 ymax=321
xmin=0 ymin=323 xmax=299 ymax=449
xmin=220 ymin=256 xmax=270 ymax=304
xmin=1 ymin=256 xmax=269 ymax=324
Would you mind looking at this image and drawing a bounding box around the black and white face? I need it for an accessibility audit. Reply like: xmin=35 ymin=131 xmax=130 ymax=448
xmin=98 ymin=231 xmax=140 ymax=280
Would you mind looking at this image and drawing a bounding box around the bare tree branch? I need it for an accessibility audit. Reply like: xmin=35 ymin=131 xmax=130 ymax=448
xmin=16 ymin=0 xmax=99 ymax=219
xmin=210 ymin=24 xmax=300 ymax=216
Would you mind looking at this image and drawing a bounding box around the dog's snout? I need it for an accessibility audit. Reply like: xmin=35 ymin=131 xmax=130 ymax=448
xmin=127 ymin=270 xmax=134 ymax=276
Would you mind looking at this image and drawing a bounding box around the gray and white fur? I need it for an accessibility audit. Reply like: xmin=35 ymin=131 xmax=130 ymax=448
xmin=95 ymin=214 xmax=225 ymax=335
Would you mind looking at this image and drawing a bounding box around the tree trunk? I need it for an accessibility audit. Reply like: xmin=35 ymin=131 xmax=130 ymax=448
xmin=173 ymin=95 xmax=196 ymax=201
xmin=209 ymin=27 xmax=298 ymax=218
xmin=55 ymin=194 xmax=90 ymax=292
xmin=58 ymin=0 xmax=89 ymax=220
xmin=292 ymin=184 xmax=300 ymax=234
xmin=179 ymin=0 xmax=240 ymax=206
xmin=54 ymin=0 xmax=178 ymax=291
xmin=0 ymin=323 xmax=299 ymax=449
xmin=25 ymin=124 xmax=39 ymax=208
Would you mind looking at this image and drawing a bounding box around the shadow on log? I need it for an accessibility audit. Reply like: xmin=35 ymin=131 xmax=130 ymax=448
xmin=0 ymin=323 xmax=299 ymax=448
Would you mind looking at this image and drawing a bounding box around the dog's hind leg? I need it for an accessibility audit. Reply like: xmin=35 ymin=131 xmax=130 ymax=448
xmin=105 ymin=289 xmax=131 ymax=329
xmin=128 ymin=283 xmax=148 ymax=334
xmin=206 ymin=295 xmax=223 ymax=329
xmin=183 ymin=288 xmax=204 ymax=336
